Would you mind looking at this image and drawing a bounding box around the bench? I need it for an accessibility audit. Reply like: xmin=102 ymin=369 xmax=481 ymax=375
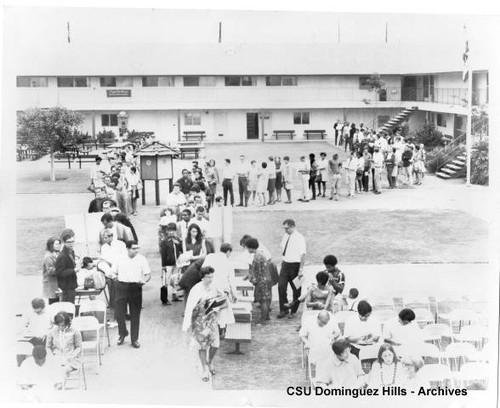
xmin=183 ymin=131 xmax=206 ymax=142
xmin=232 ymin=302 xmax=252 ymax=323
xmin=177 ymin=141 xmax=205 ymax=159
xmin=225 ymin=322 xmax=252 ymax=355
xmin=272 ymin=130 xmax=295 ymax=140
xmin=304 ymin=130 xmax=327 ymax=140
xmin=234 ymin=277 xmax=254 ymax=297
xmin=51 ymin=153 xmax=100 ymax=169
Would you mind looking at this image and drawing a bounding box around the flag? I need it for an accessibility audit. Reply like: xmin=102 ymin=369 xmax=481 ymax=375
xmin=462 ymin=26 xmax=469 ymax=82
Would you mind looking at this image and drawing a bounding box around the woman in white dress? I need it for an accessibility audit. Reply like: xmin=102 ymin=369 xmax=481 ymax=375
xmin=256 ymin=162 xmax=269 ymax=207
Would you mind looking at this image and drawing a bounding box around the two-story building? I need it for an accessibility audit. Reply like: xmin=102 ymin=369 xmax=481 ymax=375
xmin=14 ymin=43 xmax=489 ymax=143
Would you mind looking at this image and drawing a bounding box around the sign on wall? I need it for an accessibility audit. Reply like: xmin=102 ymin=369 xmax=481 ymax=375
xmin=107 ymin=89 xmax=132 ymax=97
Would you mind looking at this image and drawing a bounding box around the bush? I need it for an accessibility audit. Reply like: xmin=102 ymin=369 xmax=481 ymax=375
xmin=425 ymin=147 xmax=448 ymax=173
xmin=97 ymin=130 xmax=116 ymax=143
xmin=415 ymin=123 xmax=446 ymax=149
xmin=471 ymin=140 xmax=489 ymax=185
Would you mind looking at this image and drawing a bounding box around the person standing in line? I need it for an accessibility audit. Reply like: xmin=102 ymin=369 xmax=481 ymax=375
xmin=281 ymin=156 xmax=293 ymax=204
xmin=347 ymin=123 xmax=356 ymax=152
xmin=344 ymin=150 xmax=358 ymax=198
xmin=221 ymin=159 xmax=235 ymax=207
xmin=267 ymin=156 xmax=277 ymax=205
xmin=42 ymin=237 xmax=61 ymax=305
xmin=362 ymin=147 xmax=372 ymax=192
xmin=372 ymin=145 xmax=384 ymax=194
xmin=333 ymin=120 xmax=340 ymax=146
xmin=274 ymin=156 xmax=283 ymax=202
xmin=235 ymin=155 xmax=250 ymax=207
xmin=256 ymin=162 xmax=269 ymax=207
xmin=112 ymin=240 xmax=151 ymax=349
xmin=328 ymin=153 xmax=342 ymax=201
xmin=204 ymin=159 xmax=219 ymax=210
xmin=159 ymin=223 xmax=183 ymax=305
xmin=248 ymin=160 xmax=259 ymax=205
xmin=355 ymin=151 xmax=364 ymax=194
xmin=297 ymin=156 xmax=311 ymax=202
xmin=385 ymin=147 xmax=397 ymax=189
xmin=126 ymin=166 xmax=142 ymax=216
xmin=401 ymin=145 xmax=414 ymax=186
xmin=317 ymin=152 xmax=328 ymax=197
xmin=55 ymin=230 xmax=78 ymax=304
xmin=308 ymin=153 xmax=318 ymax=200
xmin=277 ymin=219 xmax=306 ymax=319
xmin=176 ymin=169 xmax=194 ymax=197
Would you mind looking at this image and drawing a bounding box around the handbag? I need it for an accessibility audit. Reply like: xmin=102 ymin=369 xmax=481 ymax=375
xmin=83 ymin=276 xmax=95 ymax=290
xmin=315 ymin=174 xmax=322 ymax=182
xmin=267 ymin=261 xmax=279 ymax=286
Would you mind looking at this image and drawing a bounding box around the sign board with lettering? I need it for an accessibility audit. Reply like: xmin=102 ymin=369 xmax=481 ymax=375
xmin=106 ymin=89 xmax=132 ymax=97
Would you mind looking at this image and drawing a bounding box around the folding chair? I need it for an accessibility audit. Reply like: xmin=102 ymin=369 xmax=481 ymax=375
xmin=416 ymin=342 xmax=443 ymax=365
xmin=370 ymin=299 xmax=395 ymax=312
xmin=454 ymin=362 xmax=489 ymax=389
xmin=16 ymin=341 xmax=33 ymax=367
xmin=392 ymin=297 xmax=405 ymax=311
xmin=63 ymin=364 xmax=87 ymax=390
xmin=372 ymin=309 xmax=396 ymax=331
xmin=441 ymin=309 xmax=479 ymax=334
xmin=79 ymin=300 xmax=110 ymax=348
xmin=331 ymin=310 xmax=356 ymax=335
xmin=404 ymin=296 xmax=432 ymax=312
xmin=453 ymin=325 xmax=488 ymax=350
xmin=414 ymin=308 xmax=435 ymax=328
xmin=443 ymin=342 xmax=477 ymax=371
xmin=72 ymin=316 xmax=101 ymax=373
xmin=47 ymin=302 xmax=76 ymax=320
xmin=418 ymin=364 xmax=454 ymax=388
xmin=358 ymin=344 xmax=380 ymax=374
xmin=422 ymin=324 xmax=453 ymax=350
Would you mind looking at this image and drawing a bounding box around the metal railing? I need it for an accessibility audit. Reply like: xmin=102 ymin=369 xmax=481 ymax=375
xmin=400 ymin=87 xmax=488 ymax=106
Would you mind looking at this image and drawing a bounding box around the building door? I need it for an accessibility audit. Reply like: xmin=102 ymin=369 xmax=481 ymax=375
xmin=246 ymin=112 xmax=259 ymax=139
xmin=423 ymin=75 xmax=435 ymax=102
xmin=454 ymin=115 xmax=466 ymax=139
xmin=402 ymin=76 xmax=417 ymax=101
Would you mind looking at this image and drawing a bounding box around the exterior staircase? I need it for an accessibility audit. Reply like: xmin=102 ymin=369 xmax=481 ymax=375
xmin=378 ymin=106 xmax=418 ymax=134
xmin=436 ymin=152 xmax=467 ymax=179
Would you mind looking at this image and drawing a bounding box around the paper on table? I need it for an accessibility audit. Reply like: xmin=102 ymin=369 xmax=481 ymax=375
xmin=292 ymin=275 xmax=305 ymax=289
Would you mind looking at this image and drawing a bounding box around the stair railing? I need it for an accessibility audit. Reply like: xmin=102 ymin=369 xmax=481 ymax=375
xmin=436 ymin=131 xmax=466 ymax=171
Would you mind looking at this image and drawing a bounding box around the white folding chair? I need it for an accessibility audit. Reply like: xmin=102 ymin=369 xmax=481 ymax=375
xmin=422 ymin=324 xmax=453 ymax=350
xmin=453 ymin=325 xmax=488 ymax=350
xmin=414 ymin=308 xmax=435 ymax=328
xmin=443 ymin=342 xmax=477 ymax=371
xmin=444 ymin=309 xmax=479 ymax=334
xmin=48 ymin=302 xmax=76 ymax=320
xmin=454 ymin=362 xmax=489 ymax=389
xmin=358 ymin=344 xmax=380 ymax=374
xmin=331 ymin=310 xmax=356 ymax=335
xmin=418 ymin=364 xmax=454 ymax=387
xmin=404 ymin=296 xmax=432 ymax=312
xmin=370 ymin=299 xmax=395 ymax=312
xmin=79 ymin=300 xmax=110 ymax=349
xmin=372 ymin=309 xmax=396 ymax=331
xmin=63 ymin=363 xmax=87 ymax=390
xmin=16 ymin=341 xmax=33 ymax=367
xmin=72 ymin=316 xmax=101 ymax=373
xmin=416 ymin=342 xmax=444 ymax=365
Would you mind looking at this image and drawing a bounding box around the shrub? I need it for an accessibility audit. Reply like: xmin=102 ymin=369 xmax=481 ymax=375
xmin=425 ymin=147 xmax=448 ymax=173
xmin=415 ymin=123 xmax=446 ymax=149
xmin=470 ymin=140 xmax=489 ymax=185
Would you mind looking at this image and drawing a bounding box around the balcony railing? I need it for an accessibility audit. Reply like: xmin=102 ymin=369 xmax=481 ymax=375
xmin=400 ymin=87 xmax=488 ymax=106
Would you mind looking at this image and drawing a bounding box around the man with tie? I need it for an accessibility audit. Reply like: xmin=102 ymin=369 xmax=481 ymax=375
xmin=277 ymin=219 xmax=307 ymax=319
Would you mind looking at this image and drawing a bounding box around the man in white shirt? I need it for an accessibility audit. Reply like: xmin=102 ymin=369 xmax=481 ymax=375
xmin=111 ymin=240 xmax=151 ymax=349
xmin=317 ymin=339 xmax=365 ymax=387
xmin=343 ymin=300 xmax=382 ymax=358
xmin=90 ymin=157 xmax=106 ymax=192
xmin=236 ymin=155 xmax=251 ymax=207
xmin=18 ymin=345 xmax=65 ymax=392
xmin=296 ymin=156 xmax=311 ymax=202
xmin=278 ymin=219 xmax=306 ymax=318
xmin=165 ymin=183 xmax=187 ymax=213
xmin=189 ymin=206 xmax=210 ymax=238
xmin=344 ymin=150 xmax=358 ymax=197
xmin=383 ymin=308 xmax=424 ymax=357
xmin=372 ymin=146 xmax=384 ymax=194
xmin=221 ymin=158 xmax=235 ymax=206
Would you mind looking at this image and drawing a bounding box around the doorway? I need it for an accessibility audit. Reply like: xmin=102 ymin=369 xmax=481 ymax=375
xmin=246 ymin=112 xmax=259 ymax=139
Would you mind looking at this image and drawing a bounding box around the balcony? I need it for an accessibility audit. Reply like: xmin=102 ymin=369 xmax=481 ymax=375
xmin=401 ymin=87 xmax=488 ymax=107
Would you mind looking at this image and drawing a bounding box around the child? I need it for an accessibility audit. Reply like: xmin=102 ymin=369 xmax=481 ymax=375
xmin=22 ymin=298 xmax=53 ymax=347
xmin=344 ymin=288 xmax=359 ymax=311
xmin=159 ymin=223 xmax=183 ymax=304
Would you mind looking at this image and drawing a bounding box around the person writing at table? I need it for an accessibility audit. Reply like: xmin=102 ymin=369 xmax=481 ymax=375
xmin=111 ymin=240 xmax=151 ymax=349
xmin=343 ymin=300 xmax=381 ymax=358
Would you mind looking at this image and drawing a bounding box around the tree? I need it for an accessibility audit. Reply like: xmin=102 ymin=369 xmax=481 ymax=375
xmin=414 ymin=123 xmax=446 ymax=149
xmin=17 ymin=107 xmax=84 ymax=181
xmin=367 ymin=73 xmax=386 ymax=101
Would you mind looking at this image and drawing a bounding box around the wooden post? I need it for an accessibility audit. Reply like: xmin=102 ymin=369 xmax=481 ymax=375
xmin=141 ymin=180 xmax=146 ymax=205
xmin=155 ymin=180 xmax=160 ymax=206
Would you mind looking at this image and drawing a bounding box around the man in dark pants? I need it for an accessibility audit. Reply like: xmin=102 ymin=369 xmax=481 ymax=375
xmin=112 ymin=240 xmax=151 ymax=349
xmin=236 ymin=154 xmax=250 ymax=207
xmin=221 ymin=158 xmax=235 ymax=206
xmin=277 ymin=219 xmax=306 ymax=319
xmin=55 ymin=230 xmax=78 ymax=304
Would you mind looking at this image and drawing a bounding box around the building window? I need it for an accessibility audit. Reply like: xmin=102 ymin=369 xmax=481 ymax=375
xmin=293 ymin=112 xmax=310 ymax=125
xmin=183 ymin=76 xmax=216 ymax=87
xmin=101 ymin=114 xmax=118 ymax=127
xmin=57 ymin=77 xmax=89 ymax=87
xmin=16 ymin=77 xmax=48 ymax=87
xmin=185 ymin=113 xmax=201 ymax=126
xmin=142 ymin=76 xmax=175 ymax=87
xmin=266 ymin=76 xmax=298 ymax=86
xmin=224 ymin=76 xmax=255 ymax=86
xmin=436 ymin=113 xmax=447 ymax=127
xmin=100 ymin=77 xmax=117 ymax=87
xmin=117 ymin=77 xmax=134 ymax=87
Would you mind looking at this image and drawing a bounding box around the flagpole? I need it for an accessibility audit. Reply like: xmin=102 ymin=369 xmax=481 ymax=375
xmin=466 ymin=65 xmax=472 ymax=186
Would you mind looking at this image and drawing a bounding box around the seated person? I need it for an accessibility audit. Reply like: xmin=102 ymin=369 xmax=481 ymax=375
xmin=367 ymin=343 xmax=407 ymax=388
xmin=343 ymin=301 xmax=381 ymax=358
xmin=21 ymin=298 xmax=53 ymax=347
xmin=286 ymin=271 xmax=334 ymax=311
xmin=343 ymin=288 xmax=360 ymax=311
xmin=18 ymin=345 xmax=65 ymax=392
xmin=165 ymin=183 xmax=187 ymax=211
xmin=77 ymin=257 xmax=106 ymax=291
xmin=383 ymin=308 xmax=424 ymax=355
xmin=299 ymin=310 xmax=341 ymax=380
xmin=401 ymin=356 xmax=429 ymax=391
xmin=316 ymin=339 xmax=366 ymax=388
xmin=46 ymin=312 xmax=82 ymax=375
xmin=322 ymin=255 xmax=345 ymax=296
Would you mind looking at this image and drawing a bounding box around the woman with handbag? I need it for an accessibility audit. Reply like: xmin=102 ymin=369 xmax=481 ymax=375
xmin=182 ymin=266 xmax=227 ymax=382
